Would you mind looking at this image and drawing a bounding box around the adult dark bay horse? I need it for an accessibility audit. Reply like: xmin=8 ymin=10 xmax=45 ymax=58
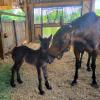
xmin=49 ymin=12 xmax=100 ymax=87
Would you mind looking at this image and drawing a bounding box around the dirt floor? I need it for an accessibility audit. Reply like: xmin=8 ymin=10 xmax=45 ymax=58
xmin=0 ymin=43 xmax=100 ymax=100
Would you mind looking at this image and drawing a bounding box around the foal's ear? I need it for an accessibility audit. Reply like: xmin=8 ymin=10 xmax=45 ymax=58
xmin=48 ymin=35 xmax=52 ymax=42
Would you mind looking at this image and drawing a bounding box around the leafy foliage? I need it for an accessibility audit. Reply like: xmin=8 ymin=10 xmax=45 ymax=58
xmin=95 ymin=9 xmax=100 ymax=16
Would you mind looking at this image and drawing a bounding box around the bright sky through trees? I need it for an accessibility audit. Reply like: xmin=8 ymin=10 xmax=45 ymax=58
xmin=95 ymin=0 xmax=100 ymax=9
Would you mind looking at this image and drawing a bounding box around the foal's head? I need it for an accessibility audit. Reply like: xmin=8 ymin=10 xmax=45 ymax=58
xmin=39 ymin=35 xmax=54 ymax=64
xmin=39 ymin=35 xmax=52 ymax=52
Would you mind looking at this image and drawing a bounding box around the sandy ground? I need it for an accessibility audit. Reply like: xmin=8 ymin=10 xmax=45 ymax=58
xmin=1 ymin=43 xmax=100 ymax=100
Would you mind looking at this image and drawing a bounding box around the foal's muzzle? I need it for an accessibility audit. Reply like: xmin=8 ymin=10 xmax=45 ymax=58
xmin=47 ymin=55 xmax=55 ymax=64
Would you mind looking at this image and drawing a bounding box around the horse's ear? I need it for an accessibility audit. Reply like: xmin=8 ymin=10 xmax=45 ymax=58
xmin=48 ymin=35 xmax=52 ymax=41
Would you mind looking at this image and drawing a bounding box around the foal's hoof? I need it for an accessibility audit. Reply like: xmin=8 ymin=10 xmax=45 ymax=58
xmin=46 ymin=85 xmax=52 ymax=90
xmin=10 ymin=82 xmax=16 ymax=87
xmin=17 ymin=80 xmax=23 ymax=84
xmin=40 ymin=90 xmax=45 ymax=95
xmin=45 ymin=83 xmax=52 ymax=90
xmin=91 ymin=82 xmax=98 ymax=88
xmin=71 ymin=80 xmax=77 ymax=86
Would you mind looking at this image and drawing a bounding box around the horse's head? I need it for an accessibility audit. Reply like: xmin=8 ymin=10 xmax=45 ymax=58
xmin=48 ymin=24 xmax=73 ymax=59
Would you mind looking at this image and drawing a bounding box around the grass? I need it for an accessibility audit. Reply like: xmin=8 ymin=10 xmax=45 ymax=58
xmin=0 ymin=62 xmax=12 ymax=100
xmin=95 ymin=9 xmax=100 ymax=16
xmin=43 ymin=27 xmax=60 ymax=37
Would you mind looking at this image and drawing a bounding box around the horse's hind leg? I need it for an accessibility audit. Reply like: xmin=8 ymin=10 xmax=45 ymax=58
xmin=42 ymin=65 xmax=52 ymax=90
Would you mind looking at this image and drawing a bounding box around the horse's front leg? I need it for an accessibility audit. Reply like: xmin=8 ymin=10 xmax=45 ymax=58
xmin=91 ymin=51 xmax=98 ymax=88
xmin=71 ymin=48 xmax=80 ymax=86
xmin=42 ymin=64 xmax=52 ymax=90
xmin=36 ymin=65 xmax=45 ymax=95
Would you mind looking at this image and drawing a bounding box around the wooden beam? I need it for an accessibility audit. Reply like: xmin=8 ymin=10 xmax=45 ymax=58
xmin=0 ymin=15 xmax=4 ymax=59
xmin=34 ymin=23 xmax=66 ymax=28
xmin=0 ymin=11 xmax=25 ymax=17
xmin=33 ymin=1 xmax=81 ymax=8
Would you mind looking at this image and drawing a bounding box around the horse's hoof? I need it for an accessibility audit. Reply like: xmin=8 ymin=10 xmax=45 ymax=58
xmin=91 ymin=82 xmax=98 ymax=88
xmin=40 ymin=90 xmax=45 ymax=95
xmin=71 ymin=80 xmax=77 ymax=86
xmin=17 ymin=79 xmax=23 ymax=84
xmin=87 ymin=68 xmax=91 ymax=71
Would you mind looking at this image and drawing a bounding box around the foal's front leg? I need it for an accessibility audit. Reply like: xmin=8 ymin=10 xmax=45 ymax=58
xmin=42 ymin=65 xmax=52 ymax=90
xmin=36 ymin=66 xmax=45 ymax=95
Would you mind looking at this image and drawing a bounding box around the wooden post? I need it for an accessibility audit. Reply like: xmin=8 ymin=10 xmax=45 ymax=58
xmin=89 ymin=0 xmax=95 ymax=12
xmin=24 ymin=0 xmax=33 ymax=42
xmin=13 ymin=20 xmax=18 ymax=46
xmin=31 ymin=6 xmax=35 ymax=41
xmin=80 ymin=0 xmax=83 ymax=16
xmin=0 ymin=15 xmax=4 ymax=59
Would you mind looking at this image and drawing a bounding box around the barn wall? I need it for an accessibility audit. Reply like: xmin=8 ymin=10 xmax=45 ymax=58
xmin=1 ymin=21 xmax=16 ymax=54
xmin=15 ymin=21 xmax=27 ymax=46
xmin=1 ymin=20 xmax=28 ymax=55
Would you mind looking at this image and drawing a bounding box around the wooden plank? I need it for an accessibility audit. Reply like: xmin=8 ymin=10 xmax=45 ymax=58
xmin=34 ymin=23 xmax=61 ymax=27
xmin=0 ymin=0 xmax=4 ymax=6
xmin=0 ymin=15 xmax=4 ymax=59
xmin=0 ymin=6 xmax=13 ymax=10
xmin=33 ymin=1 xmax=81 ymax=8
xmin=43 ymin=23 xmax=61 ymax=27
xmin=3 ymin=0 xmax=12 ymax=6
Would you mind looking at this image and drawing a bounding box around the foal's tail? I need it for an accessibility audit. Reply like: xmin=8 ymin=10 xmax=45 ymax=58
xmin=11 ymin=46 xmax=18 ymax=60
